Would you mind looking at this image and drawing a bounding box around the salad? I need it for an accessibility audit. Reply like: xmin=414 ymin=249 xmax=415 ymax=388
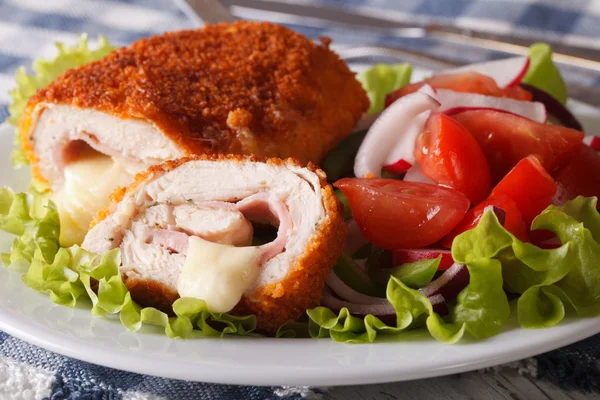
xmin=1 ymin=35 xmax=599 ymax=344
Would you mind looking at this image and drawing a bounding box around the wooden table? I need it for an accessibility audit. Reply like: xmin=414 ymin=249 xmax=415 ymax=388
xmin=330 ymin=370 xmax=600 ymax=400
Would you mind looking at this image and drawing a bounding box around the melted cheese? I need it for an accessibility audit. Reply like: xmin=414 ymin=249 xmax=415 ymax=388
xmin=177 ymin=236 xmax=260 ymax=313
xmin=54 ymin=153 xmax=134 ymax=247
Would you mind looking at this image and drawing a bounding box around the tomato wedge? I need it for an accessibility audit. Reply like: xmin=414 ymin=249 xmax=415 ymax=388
xmin=334 ymin=178 xmax=470 ymax=249
xmin=441 ymin=195 xmax=528 ymax=248
xmin=453 ymin=110 xmax=584 ymax=183
xmin=392 ymin=249 xmax=455 ymax=270
xmin=442 ymin=156 xmax=556 ymax=248
xmin=385 ymin=72 xmax=533 ymax=108
xmin=501 ymin=85 xmax=533 ymax=101
xmin=552 ymin=144 xmax=600 ymax=209
xmin=491 ymin=156 xmax=557 ymax=227
xmin=415 ymin=113 xmax=491 ymax=203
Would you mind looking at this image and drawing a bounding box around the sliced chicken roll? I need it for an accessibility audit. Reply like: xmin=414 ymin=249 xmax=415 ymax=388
xmin=19 ymin=21 xmax=368 ymax=246
xmin=82 ymin=155 xmax=346 ymax=333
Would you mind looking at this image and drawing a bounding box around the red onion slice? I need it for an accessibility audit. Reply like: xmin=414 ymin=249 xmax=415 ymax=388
xmin=428 ymin=294 xmax=449 ymax=316
xmin=421 ymin=263 xmax=470 ymax=302
xmin=483 ymin=205 xmax=506 ymax=226
xmin=326 ymin=271 xmax=389 ymax=305
xmin=344 ymin=219 xmax=369 ymax=256
xmin=321 ymin=287 xmax=396 ymax=325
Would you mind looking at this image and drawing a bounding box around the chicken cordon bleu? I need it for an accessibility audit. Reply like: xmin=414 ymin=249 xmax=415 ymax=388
xmin=82 ymin=155 xmax=346 ymax=332
xmin=19 ymin=21 xmax=368 ymax=246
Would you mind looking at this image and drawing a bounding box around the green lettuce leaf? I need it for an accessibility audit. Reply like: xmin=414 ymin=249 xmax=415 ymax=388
xmin=309 ymin=198 xmax=600 ymax=343
xmin=2 ymin=184 xmax=599 ymax=342
xmin=358 ymin=63 xmax=412 ymax=114
xmin=307 ymin=256 xmax=509 ymax=344
xmin=0 ymin=187 xmax=256 ymax=338
xmin=8 ymin=35 xmax=115 ymax=166
xmin=532 ymin=198 xmax=600 ymax=317
xmin=522 ymin=43 xmax=568 ymax=105
xmin=453 ymin=198 xmax=600 ymax=328
xmin=0 ymin=186 xmax=59 ymax=268
xmin=452 ymin=259 xmax=510 ymax=339
xmin=333 ymin=252 xmax=384 ymax=297
xmin=389 ymin=256 xmax=440 ymax=289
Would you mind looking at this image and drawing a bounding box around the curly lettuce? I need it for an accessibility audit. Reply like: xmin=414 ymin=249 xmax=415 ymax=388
xmin=356 ymin=43 xmax=566 ymax=117
xmin=309 ymin=197 xmax=600 ymax=343
xmin=358 ymin=63 xmax=412 ymax=114
xmin=0 ymin=187 xmax=256 ymax=338
xmin=522 ymin=43 xmax=568 ymax=105
xmin=2 ymin=187 xmax=599 ymax=342
xmin=8 ymin=35 xmax=115 ymax=166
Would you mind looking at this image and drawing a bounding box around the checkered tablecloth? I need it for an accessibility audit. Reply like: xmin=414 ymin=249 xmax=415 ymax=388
xmin=1 ymin=1 xmax=600 ymax=399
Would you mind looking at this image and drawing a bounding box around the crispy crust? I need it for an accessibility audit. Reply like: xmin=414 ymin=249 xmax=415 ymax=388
xmin=92 ymin=154 xmax=346 ymax=333
xmin=20 ymin=21 xmax=369 ymax=183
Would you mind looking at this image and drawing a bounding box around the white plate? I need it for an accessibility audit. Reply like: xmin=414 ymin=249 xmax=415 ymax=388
xmin=1 ymin=101 xmax=600 ymax=387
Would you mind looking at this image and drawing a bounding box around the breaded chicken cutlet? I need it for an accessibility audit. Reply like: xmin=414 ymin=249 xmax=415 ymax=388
xmin=18 ymin=21 xmax=368 ymax=245
xmin=82 ymin=154 xmax=346 ymax=333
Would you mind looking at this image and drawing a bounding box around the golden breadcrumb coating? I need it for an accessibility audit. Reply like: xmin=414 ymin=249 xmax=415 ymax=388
xmin=20 ymin=21 xmax=369 ymax=184
xmin=91 ymin=154 xmax=346 ymax=333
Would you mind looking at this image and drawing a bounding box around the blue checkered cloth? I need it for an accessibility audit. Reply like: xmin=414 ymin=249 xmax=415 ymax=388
xmin=1 ymin=1 xmax=600 ymax=399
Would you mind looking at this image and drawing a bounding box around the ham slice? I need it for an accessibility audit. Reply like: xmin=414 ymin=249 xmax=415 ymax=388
xmin=146 ymin=193 xmax=292 ymax=263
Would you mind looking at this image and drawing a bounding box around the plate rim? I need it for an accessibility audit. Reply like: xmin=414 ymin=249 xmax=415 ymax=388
xmin=1 ymin=98 xmax=600 ymax=386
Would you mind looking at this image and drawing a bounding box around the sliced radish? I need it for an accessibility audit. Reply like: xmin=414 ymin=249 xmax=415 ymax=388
xmin=421 ymin=263 xmax=470 ymax=302
xmin=442 ymin=56 xmax=530 ymax=88
xmin=382 ymin=159 xmax=412 ymax=175
xmin=436 ymin=89 xmax=546 ymax=123
xmin=520 ymin=83 xmax=584 ymax=131
xmin=417 ymin=84 xmax=546 ymax=122
xmin=392 ymin=249 xmax=454 ymax=270
xmin=417 ymin=83 xmax=437 ymax=97
xmin=354 ymin=93 xmax=440 ymax=178
xmin=584 ymin=135 xmax=600 ymax=151
xmin=382 ymin=110 xmax=432 ymax=171
xmin=403 ymin=163 xmax=435 ymax=185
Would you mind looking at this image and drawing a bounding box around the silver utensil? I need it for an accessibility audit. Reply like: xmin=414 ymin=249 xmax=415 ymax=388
xmin=184 ymin=0 xmax=236 ymax=24
xmin=183 ymin=0 xmax=600 ymax=78
xmin=188 ymin=0 xmax=600 ymax=71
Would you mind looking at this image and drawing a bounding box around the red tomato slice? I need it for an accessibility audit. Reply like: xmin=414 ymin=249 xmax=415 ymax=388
xmin=334 ymin=178 xmax=470 ymax=249
xmin=453 ymin=110 xmax=584 ymax=183
xmin=441 ymin=195 xmax=528 ymax=248
xmin=415 ymin=113 xmax=491 ymax=203
xmin=392 ymin=249 xmax=455 ymax=270
xmin=501 ymin=85 xmax=533 ymax=101
xmin=552 ymin=144 xmax=600 ymax=209
xmin=385 ymin=72 xmax=532 ymax=108
xmin=491 ymin=156 xmax=557 ymax=227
